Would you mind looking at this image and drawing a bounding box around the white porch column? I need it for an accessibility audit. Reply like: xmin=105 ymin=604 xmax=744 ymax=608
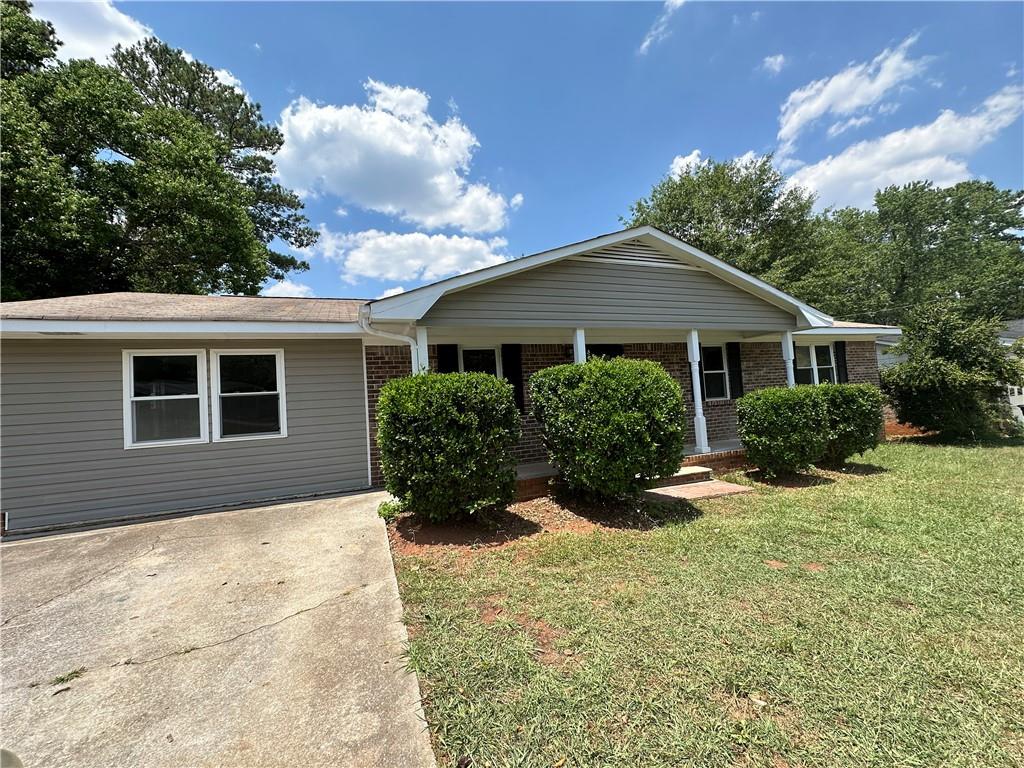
xmin=686 ymin=329 xmax=710 ymax=454
xmin=573 ymin=328 xmax=587 ymax=364
xmin=781 ymin=330 xmax=795 ymax=388
xmin=415 ymin=326 xmax=429 ymax=374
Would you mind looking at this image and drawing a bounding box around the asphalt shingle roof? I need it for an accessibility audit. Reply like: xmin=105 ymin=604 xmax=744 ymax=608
xmin=0 ymin=293 xmax=368 ymax=324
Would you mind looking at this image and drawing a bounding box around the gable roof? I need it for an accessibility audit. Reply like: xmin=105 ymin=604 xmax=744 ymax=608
xmin=0 ymin=292 xmax=367 ymax=324
xmin=367 ymin=226 xmax=833 ymax=328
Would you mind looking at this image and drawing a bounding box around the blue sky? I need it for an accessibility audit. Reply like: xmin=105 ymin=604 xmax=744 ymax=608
xmin=36 ymin=1 xmax=1024 ymax=301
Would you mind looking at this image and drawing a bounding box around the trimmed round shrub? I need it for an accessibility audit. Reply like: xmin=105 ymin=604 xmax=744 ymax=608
xmin=736 ymin=386 xmax=828 ymax=477
xmin=377 ymin=372 xmax=521 ymax=522
xmin=529 ymin=357 xmax=687 ymax=497
xmin=817 ymin=383 xmax=885 ymax=467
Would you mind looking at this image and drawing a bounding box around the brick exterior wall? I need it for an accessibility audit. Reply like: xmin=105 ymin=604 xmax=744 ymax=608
xmin=363 ymin=338 xmax=882 ymax=487
xmin=365 ymin=344 xmax=413 ymax=486
xmin=845 ymin=341 xmax=880 ymax=385
xmin=515 ymin=344 xmax=575 ymax=463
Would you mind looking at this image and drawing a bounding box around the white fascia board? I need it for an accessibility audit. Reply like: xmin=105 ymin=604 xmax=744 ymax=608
xmin=794 ymin=326 xmax=902 ymax=337
xmin=0 ymin=319 xmax=364 ymax=337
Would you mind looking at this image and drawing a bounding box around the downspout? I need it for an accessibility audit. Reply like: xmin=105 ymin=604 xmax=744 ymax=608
xmin=357 ymin=303 xmax=421 ymax=371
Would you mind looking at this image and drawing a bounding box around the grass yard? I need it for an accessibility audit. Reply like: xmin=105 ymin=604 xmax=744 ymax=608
xmin=393 ymin=440 xmax=1024 ymax=768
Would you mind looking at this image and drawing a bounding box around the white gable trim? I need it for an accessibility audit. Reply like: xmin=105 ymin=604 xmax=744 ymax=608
xmin=367 ymin=226 xmax=833 ymax=328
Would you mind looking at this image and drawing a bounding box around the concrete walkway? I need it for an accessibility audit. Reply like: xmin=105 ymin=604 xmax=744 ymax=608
xmin=1 ymin=493 xmax=436 ymax=768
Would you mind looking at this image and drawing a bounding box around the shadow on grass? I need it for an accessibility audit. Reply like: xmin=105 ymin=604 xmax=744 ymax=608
xmin=393 ymin=506 xmax=543 ymax=548
xmin=547 ymin=488 xmax=704 ymax=531
xmin=888 ymin=433 xmax=1024 ymax=449
xmin=824 ymin=462 xmax=888 ymax=476
xmin=748 ymin=471 xmax=836 ymax=489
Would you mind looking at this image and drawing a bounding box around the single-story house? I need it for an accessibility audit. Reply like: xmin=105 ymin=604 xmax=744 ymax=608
xmin=0 ymin=226 xmax=900 ymax=534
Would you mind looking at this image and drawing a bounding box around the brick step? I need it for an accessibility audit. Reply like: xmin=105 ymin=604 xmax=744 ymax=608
xmin=649 ymin=465 xmax=712 ymax=488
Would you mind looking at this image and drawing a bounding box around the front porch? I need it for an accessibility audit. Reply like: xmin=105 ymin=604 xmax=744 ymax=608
xmin=514 ymin=440 xmax=748 ymax=501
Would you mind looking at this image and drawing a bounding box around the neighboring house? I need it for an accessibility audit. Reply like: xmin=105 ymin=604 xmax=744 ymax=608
xmin=1000 ymin=319 xmax=1024 ymax=424
xmin=0 ymin=226 xmax=900 ymax=534
xmin=876 ymin=334 xmax=905 ymax=369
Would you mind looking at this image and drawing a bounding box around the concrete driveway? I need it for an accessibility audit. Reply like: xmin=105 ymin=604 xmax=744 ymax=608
xmin=0 ymin=492 xmax=436 ymax=768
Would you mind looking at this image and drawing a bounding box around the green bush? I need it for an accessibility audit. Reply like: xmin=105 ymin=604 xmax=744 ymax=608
xmin=817 ymin=383 xmax=885 ymax=467
xmin=881 ymin=303 xmax=1024 ymax=440
xmin=736 ymin=386 xmax=828 ymax=477
xmin=530 ymin=357 xmax=687 ymax=497
xmin=377 ymin=373 xmax=521 ymax=522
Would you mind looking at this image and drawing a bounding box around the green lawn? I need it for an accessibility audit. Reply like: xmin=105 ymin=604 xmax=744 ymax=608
xmin=395 ymin=441 xmax=1024 ymax=767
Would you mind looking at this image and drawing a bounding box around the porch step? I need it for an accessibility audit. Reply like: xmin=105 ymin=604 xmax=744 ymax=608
xmin=650 ymin=465 xmax=712 ymax=489
xmin=645 ymin=479 xmax=753 ymax=502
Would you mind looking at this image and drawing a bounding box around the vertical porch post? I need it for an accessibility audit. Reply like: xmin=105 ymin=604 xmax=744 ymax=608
xmin=686 ymin=329 xmax=710 ymax=454
xmin=781 ymin=330 xmax=795 ymax=388
xmin=573 ymin=328 xmax=587 ymax=364
xmin=415 ymin=326 xmax=429 ymax=374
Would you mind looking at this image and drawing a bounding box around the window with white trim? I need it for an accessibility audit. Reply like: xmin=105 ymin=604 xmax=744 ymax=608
xmin=795 ymin=344 xmax=836 ymax=385
xmin=460 ymin=347 xmax=502 ymax=377
xmin=701 ymin=344 xmax=729 ymax=400
xmin=123 ymin=351 xmax=208 ymax=448
xmin=211 ymin=350 xmax=287 ymax=441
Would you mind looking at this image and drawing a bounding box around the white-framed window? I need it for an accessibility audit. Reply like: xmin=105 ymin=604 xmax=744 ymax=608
xmin=795 ymin=343 xmax=836 ymax=385
xmin=459 ymin=346 xmax=502 ymax=378
xmin=701 ymin=344 xmax=730 ymax=400
xmin=122 ymin=350 xmax=209 ymax=449
xmin=210 ymin=349 xmax=287 ymax=442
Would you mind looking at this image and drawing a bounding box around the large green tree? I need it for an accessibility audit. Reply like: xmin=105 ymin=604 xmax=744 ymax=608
xmin=626 ymin=156 xmax=1024 ymax=326
xmin=624 ymin=154 xmax=820 ymax=280
xmin=0 ymin=2 xmax=314 ymax=300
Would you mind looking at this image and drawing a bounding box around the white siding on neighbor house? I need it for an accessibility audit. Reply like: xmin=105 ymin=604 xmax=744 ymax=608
xmin=422 ymin=255 xmax=797 ymax=330
xmin=1 ymin=338 xmax=369 ymax=532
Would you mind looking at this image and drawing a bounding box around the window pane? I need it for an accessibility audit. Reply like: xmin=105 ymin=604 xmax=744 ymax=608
xmin=586 ymin=344 xmax=624 ymax=360
xmin=221 ymin=394 xmax=281 ymax=437
xmin=462 ymin=349 xmax=498 ymax=375
xmin=795 ymin=346 xmax=812 ymax=368
xmin=704 ymin=371 xmax=727 ymax=399
xmin=818 ymin=367 xmax=836 ymax=384
xmin=133 ymin=398 xmax=201 ymax=443
xmin=795 ymin=368 xmax=814 ymax=385
xmin=219 ymin=355 xmax=278 ymax=393
xmin=702 ymin=346 xmax=725 ymax=371
xmin=815 ymin=345 xmax=833 ymax=367
xmin=133 ymin=355 xmax=198 ymax=397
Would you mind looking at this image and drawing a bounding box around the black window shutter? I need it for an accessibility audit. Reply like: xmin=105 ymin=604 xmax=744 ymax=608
xmin=501 ymin=344 xmax=525 ymax=410
xmin=834 ymin=341 xmax=849 ymax=383
xmin=726 ymin=342 xmax=743 ymax=399
xmin=437 ymin=344 xmax=460 ymax=374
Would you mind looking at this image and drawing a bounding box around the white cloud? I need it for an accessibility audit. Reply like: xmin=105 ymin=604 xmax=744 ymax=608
xmin=761 ymin=54 xmax=787 ymax=76
xmin=827 ymin=115 xmax=873 ymax=137
xmin=335 ymin=207 xmax=349 ymax=217
xmin=777 ymin=34 xmax=929 ymax=156
xmin=669 ymin=149 xmax=706 ymax=177
xmin=276 ymin=80 xmax=519 ymax=234
xmin=638 ymin=0 xmax=686 ymax=56
xmin=789 ymin=84 xmax=1024 ymax=208
xmin=377 ymin=286 xmax=406 ymax=299
xmin=877 ymin=102 xmax=900 ymax=116
xmin=35 ymin=0 xmax=151 ymax=61
xmin=312 ymin=227 xmax=509 ymax=283
xmin=213 ymin=68 xmax=243 ymax=91
xmin=261 ymin=279 xmax=316 ymax=298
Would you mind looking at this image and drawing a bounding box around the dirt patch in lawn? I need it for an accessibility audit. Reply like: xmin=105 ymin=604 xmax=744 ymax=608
xmin=389 ymin=494 xmax=697 ymax=560
xmin=475 ymin=594 xmax=568 ymax=666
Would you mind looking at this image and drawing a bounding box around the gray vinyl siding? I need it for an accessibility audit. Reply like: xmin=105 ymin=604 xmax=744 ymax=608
xmin=1 ymin=339 xmax=369 ymax=532
xmin=422 ymin=257 xmax=797 ymax=330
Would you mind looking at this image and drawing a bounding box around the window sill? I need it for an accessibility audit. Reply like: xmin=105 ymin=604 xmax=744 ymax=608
xmin=212 ymin=432 xmax=288 ymax=444
xmin=124 ymin=436 xmax=208 ymax=450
